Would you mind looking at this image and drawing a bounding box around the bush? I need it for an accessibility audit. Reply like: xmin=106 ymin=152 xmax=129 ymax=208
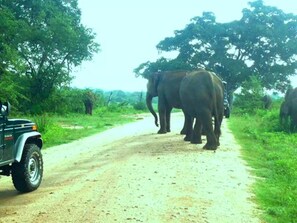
xmin=133 ymin=101 xmax=147 ymax=111
xmin=234 ymin=76 xmax=264 ymax=113
xmin=32 ymin=114 xmax=52 ymax=134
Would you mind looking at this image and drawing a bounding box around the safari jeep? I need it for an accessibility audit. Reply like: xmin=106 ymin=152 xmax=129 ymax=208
xmin=0 ymin=102 xmax=43 ymax=192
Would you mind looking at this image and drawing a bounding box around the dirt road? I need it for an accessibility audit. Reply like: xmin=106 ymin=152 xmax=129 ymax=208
xmin=0 ymin=113 xmax=262 ymax=223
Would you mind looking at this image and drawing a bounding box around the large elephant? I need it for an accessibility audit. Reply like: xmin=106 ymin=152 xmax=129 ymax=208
xmin=280 ymin=87 xmax=297 ymax=132
xmin=180 ymin=69 xmax=224 ymax=150
xmin=146 ymin=70 xmax=191 ymax=134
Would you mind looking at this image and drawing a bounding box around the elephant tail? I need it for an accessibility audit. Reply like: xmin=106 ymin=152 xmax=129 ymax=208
xmin=146 ymin=93 xmax=159 ymax=127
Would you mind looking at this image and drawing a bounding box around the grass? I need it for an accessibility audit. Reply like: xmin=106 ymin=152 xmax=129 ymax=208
xmin=228 ymin=107 xmax=297 ymax=223
xmin=23 ymin=106 xmax=143 ymax=148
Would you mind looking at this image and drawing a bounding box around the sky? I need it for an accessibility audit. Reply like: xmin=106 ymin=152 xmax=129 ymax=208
xmin=71 ymin=0 xmax=297 ymax=92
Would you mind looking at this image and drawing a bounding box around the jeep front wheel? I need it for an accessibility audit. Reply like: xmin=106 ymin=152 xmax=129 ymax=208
xmin=11 ymin=144 xmax=43 ymax=192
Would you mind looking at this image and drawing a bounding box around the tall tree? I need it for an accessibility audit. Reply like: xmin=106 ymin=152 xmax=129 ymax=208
xmin=0 ymin=5 xmax=27 ymax=105
xmin=1 ymin=0 xmax=99 ymax=109
xmin=135 ymin=0 xmax=297 ymax=98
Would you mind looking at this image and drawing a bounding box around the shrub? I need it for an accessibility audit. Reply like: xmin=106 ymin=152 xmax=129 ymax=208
xmin=133 ymin=101 xmax=147 ymax=111
xmin=234 ymin=76 xmax=264 ymax=113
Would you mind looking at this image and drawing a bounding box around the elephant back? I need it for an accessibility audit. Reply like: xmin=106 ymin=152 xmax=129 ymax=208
xmin=180 ymin=69 xmax=224 ymax=113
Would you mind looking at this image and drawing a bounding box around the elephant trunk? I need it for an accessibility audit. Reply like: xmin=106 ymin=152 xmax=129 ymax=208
xmin=146 ymin=93 xmax=159 ymax=127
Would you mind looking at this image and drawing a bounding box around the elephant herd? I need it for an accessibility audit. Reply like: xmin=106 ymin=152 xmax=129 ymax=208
xmin=146 ymin=69 xmax=226 ymax=150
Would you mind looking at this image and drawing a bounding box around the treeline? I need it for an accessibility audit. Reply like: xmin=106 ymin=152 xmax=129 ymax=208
xmin=7 ymin=87 xmax=147 ymax=115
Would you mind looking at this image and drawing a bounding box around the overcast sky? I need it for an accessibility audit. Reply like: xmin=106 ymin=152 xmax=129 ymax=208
xmin=71 ymin=0 xmax=297 ymax=92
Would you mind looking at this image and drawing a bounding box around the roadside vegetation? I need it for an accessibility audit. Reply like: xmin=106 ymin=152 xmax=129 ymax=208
xmin=228 ymin=78 xmax=297 ymax=223
xmin=9 ymin=88 xmax=148 ymax=149
xmin=30 ymin=106 xmax=143 ymax=149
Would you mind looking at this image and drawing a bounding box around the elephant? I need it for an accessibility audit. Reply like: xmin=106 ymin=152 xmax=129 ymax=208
xmin=280 ymin=87 xmax=297 ymax=132
xmin=83 ymin=90 xmax=95 ymax=115
xmin=179 ymin=69 xmax=224 ymax=150
xmin=146 ymin=70 xmax=191 ymax=134
xmin=262 ymin=95 xmax=272 ymax=109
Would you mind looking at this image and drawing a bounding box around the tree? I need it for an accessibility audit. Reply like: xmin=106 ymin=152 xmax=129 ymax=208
xmin=0 ymin=6 xmax=27 ymax=106
xmin=134 ymin=57 xmax=192 ymax=79
xmin=1 ymin=0 xmax=100 ymax=111
xmin=135 ymin=0 xmax=297 ymax=99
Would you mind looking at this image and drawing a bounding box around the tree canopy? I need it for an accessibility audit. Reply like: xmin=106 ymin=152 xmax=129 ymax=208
xmin=134 ymin=0 xmax=297 ymax=95
xmin=0 ymin=0 xmax=99 ymax=111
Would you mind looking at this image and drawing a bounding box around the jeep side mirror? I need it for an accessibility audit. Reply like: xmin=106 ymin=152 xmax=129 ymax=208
xmin=0 ymin=101 xmax=10 ymax=116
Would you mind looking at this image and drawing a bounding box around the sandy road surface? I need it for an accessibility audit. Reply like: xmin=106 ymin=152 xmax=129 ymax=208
xmin=0 ymin=113 xmax=262 ymax=223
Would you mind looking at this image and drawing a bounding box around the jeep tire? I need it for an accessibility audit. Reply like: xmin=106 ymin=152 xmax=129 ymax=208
xmin=11 ymin=144 xmax=43 ymax=192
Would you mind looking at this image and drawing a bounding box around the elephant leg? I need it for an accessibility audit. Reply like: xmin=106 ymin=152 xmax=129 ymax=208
xmin=158 ymin=105 xmax=167 ymax=134
xmin=184 ymin=115 xmax=193 ymax=141
xmin=191 ymin=118 xmax=202 ymax=144
xmin=201 ymin=111 xmax=218 ymax=150
xmin=181 ymin=112 xmax=191 ymax=135
xmin=214 ymin=114 xmax=223 ymax=146
xmin=165 ymin=107 xmax=172 ymax=132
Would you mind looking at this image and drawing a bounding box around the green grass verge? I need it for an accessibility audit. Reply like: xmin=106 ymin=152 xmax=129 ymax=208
xmin=26 ymin=106 xmax=143 ymax=148
xmin=228 ymin=109 xmax=297 ymax=223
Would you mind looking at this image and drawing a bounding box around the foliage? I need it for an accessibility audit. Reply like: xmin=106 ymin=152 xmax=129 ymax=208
xmin=229 ymin=105 xmax=297 ymax=223
xmin=134 ymin=57 xmax=192 ymax=79
xmin=0 ymin=6 xmax=27 ymax=105
xmin=0 ymin=5 xmax=24 ymax=76
xmin=233 ymin=75 xmax=264 ymax=113
xmin=133 ymin=101 xmax=147 ymax=111
xmin=32 ymin=114 xmax=52 ymax=133
xmin=0 ymin=74 xmax=27 ymax=108
xmin=135 ymin=0 xmax=297 ymax=95
xmin=1 ymin=0 xmax=99 ymax=112
xmin=102 ymin=90 xmax=146 ymax=107
xmin=18 ymin=87 xmax=105 ymax=115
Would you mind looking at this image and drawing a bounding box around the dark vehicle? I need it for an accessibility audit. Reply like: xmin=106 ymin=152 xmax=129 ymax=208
xmin=0 ymin=102 xmax=43 ymax=192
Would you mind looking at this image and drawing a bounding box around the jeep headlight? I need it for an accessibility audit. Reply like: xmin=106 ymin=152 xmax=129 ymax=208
xmin=32 ymin=124 xmax=38 ymax=131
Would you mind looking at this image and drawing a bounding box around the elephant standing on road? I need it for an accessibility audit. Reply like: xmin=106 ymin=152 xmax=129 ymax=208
xmin=146 ymin=71 xmax=191 ymax=134
xmin=180 ymin=70 xmax=224 ymax=150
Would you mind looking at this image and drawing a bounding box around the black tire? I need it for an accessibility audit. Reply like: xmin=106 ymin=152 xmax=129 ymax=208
xmin=11 ymin=144 xmax=43 ymax=192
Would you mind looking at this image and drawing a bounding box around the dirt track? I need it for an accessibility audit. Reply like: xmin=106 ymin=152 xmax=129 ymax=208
xmin=0 ymin=113 xmax=262 ymax=223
